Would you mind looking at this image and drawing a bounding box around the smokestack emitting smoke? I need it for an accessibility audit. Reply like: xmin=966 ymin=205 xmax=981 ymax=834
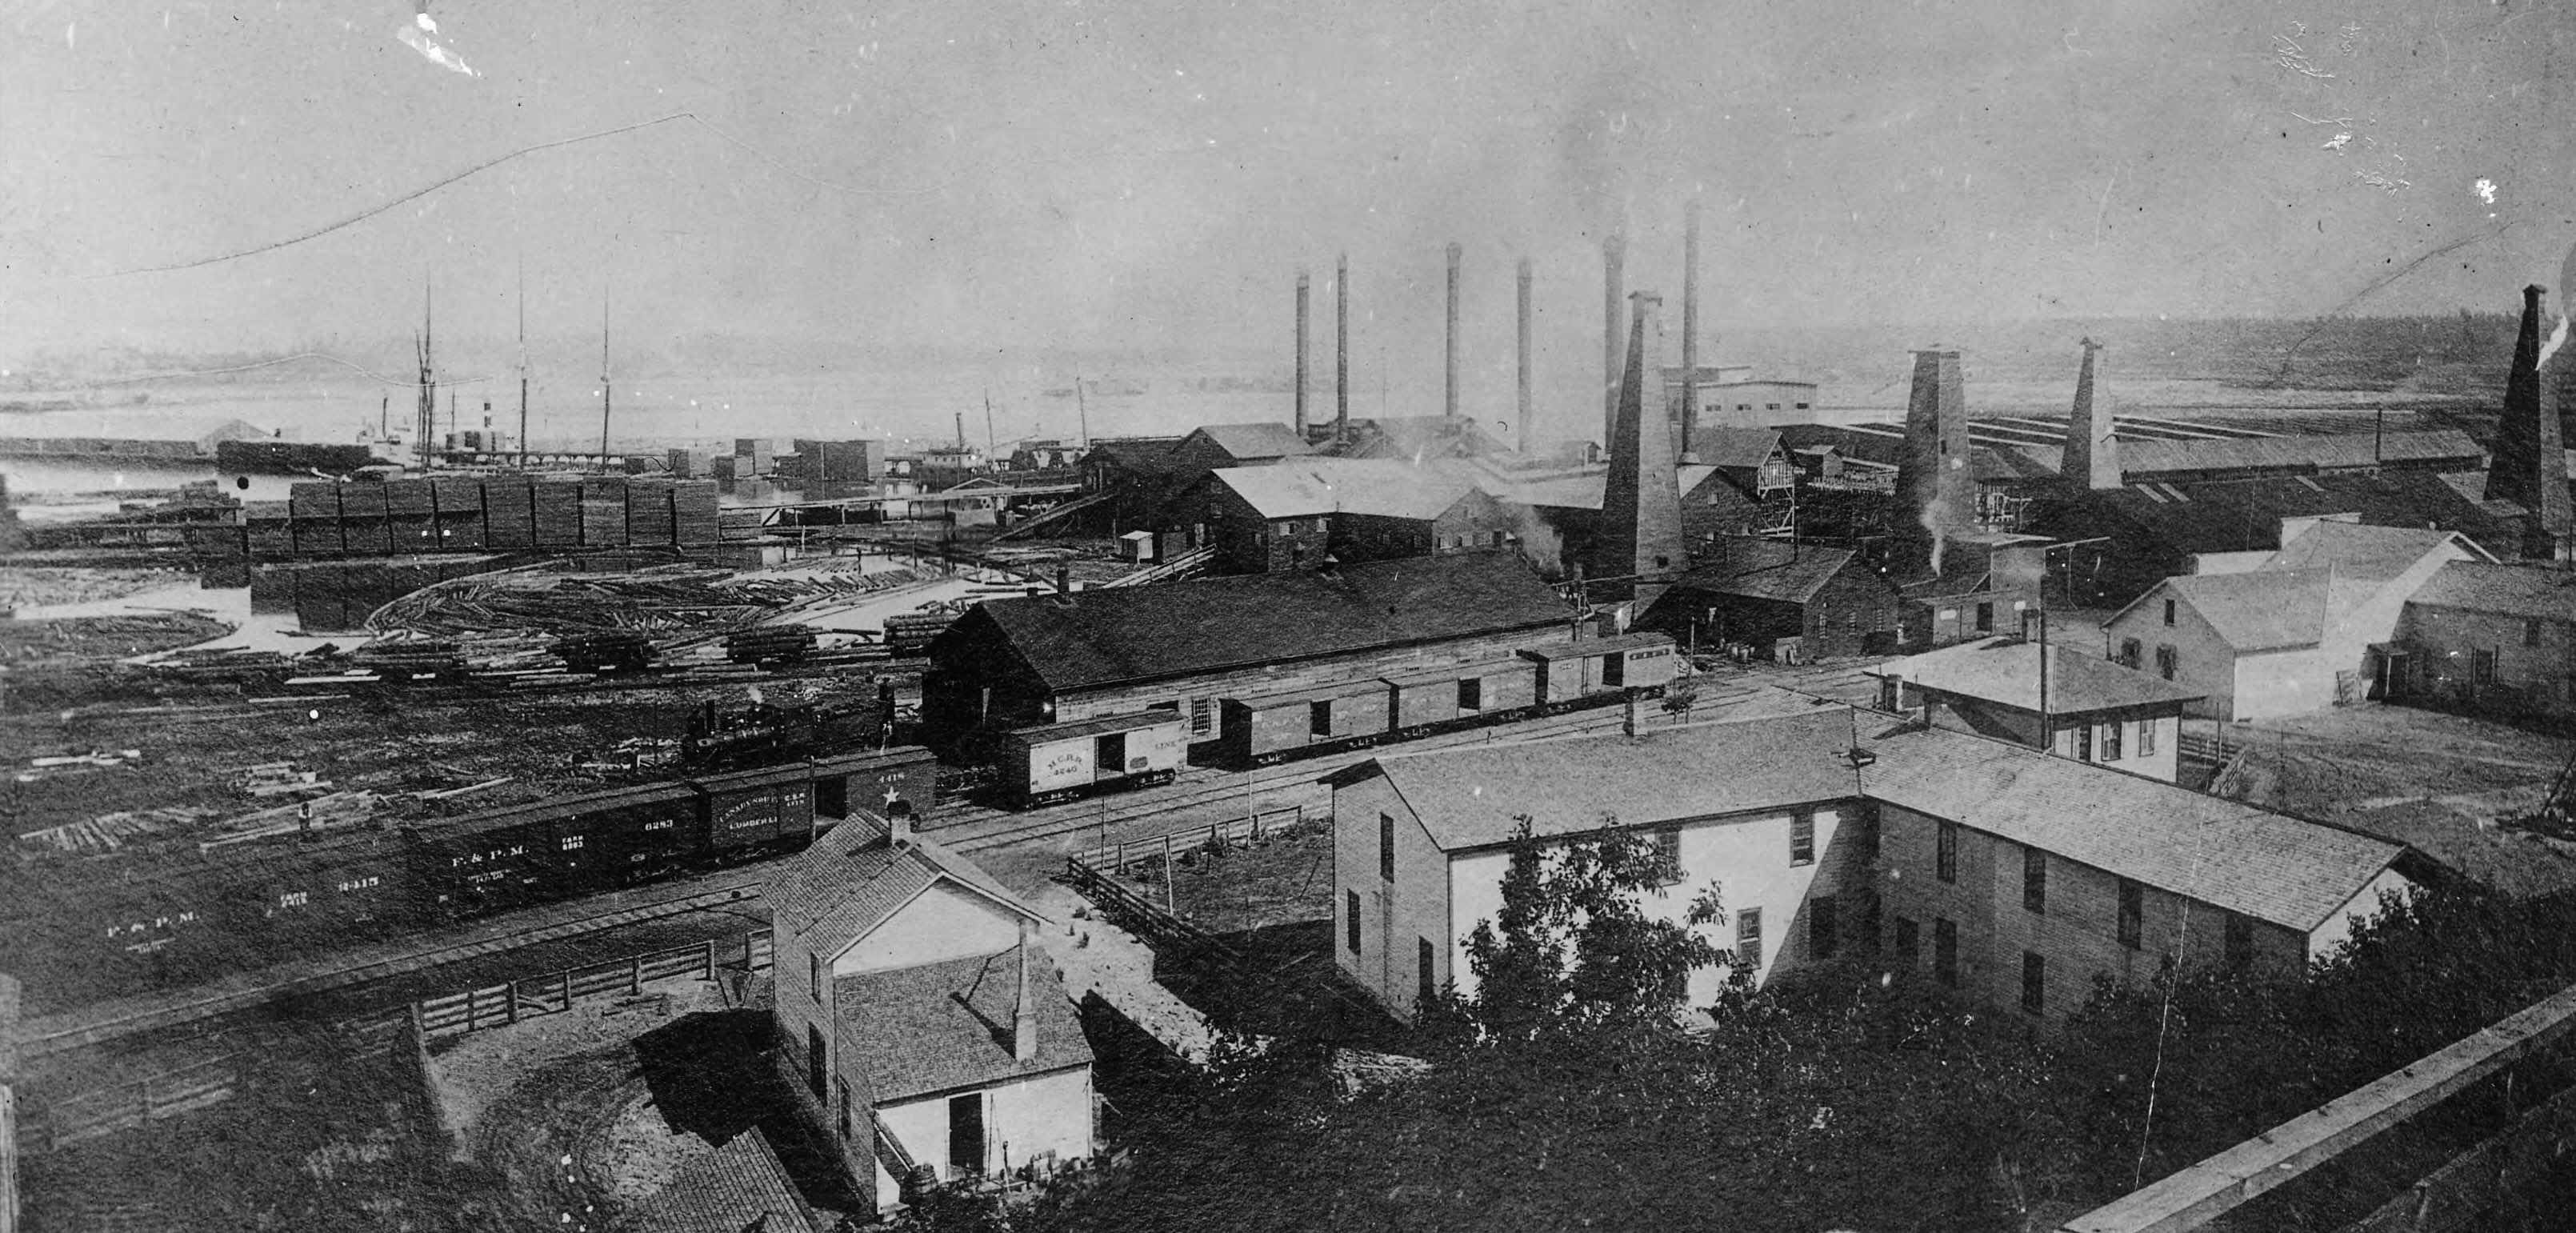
xmin=1517 ymin=257 xmax=1534 ymax=449
xmin=2494 ymin=282 xmax=2574 ymax=554
xmin=1682 ymin=202 xmax=1700 ymax=461
xmin=1603 ymin=232 xmax=1626 ymax=450
xmin=1294 ymin=268 xmax=1310 ymax=438
xmin=1446 ymin=242 xmax=1462 ymax=420
xmin=1335 ymin=252 xmax=1350 ymax=441
xmin=1898 ymin=349 xmax=1973 ymax=577
xmin=2064 ymin=338 xmax=2117 ymax=491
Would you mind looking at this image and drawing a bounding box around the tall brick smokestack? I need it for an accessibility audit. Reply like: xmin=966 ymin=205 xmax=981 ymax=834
xmin=1445 ymin=242 xmax=1463 ymax=420
xmin=1895 ymin=349 xmax=1973 ymax=577
xmin=1294 ymin=268 xmax=1310 ymax=440
xmin=1335 ymin=252 xmax=1350 ymax=442
xmin=1592 ymin=291 xmax=1686 ymax=612
xmin=1681 ymin=201 xmax=1700 ymax=462
xmin=1602 ymin=232 xmax=1626 ymax=450
xmin=2494 ymin=284 xmax=2574 ymax=557
xmin=1517 ymin=257 xmax=1534 ymax=450
xmin=2062 ymin=338 xmax=2118 ymax=490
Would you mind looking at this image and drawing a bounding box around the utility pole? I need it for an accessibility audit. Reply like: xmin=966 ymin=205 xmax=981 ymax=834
xmin=983 ymin=389 xmax=998 ymax=462
xmin=598 ymin=280 xmax=613 ymax=466
xmin=518 ymin=253 xmax=530 ymax=468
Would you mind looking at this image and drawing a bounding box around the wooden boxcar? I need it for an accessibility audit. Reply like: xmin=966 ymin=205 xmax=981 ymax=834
xmin=1218 ymin=679 xmax=1397 ymax=767
xmin=694 ymin=763 xmax=820 ymax=854
xmin=1382 ymin=658 xmax=1542 ymax=735
xmin=1000 ymin=711 xmax=1186 ymax=807
xmin=810 ymin=748 xmax=941 ymax=824
xmin=1520 ymin=632 xmax=1681 ymax=709
xmin=570 ymin=782 xmax=704 ymax=884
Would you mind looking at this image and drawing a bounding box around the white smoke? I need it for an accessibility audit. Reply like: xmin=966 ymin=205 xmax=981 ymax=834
xmin=2540 ymin=313 xmax=2570 ymax=373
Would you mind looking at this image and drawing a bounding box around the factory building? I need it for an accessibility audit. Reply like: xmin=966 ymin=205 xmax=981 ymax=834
xmin=1330 ymin=708 xmax=2424 ymax=1027
xmin=1678 ymin=429 xmax=1798 ymax=543
xmin=768 ymin=809 xmax=1095 ymax=1214
xmin=1166 ymin=459 xmax=1516 ymax=574
xmin=920 ymin=552 xmax=1579 ymax=755
xmin=1644 ymin=537 xmax=1902 ymax=660
xmin=2100 ymin=520 xmax=2490 ymax=721
xmin=1872 ymin=635 xmax=2203 ymax=783
xmin=2394 ymin=562 xmax=2576 ymax=722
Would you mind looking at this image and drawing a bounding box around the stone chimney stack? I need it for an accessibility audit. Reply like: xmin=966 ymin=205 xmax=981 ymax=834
xmin=1012 ymin=921 xmax=1039 ymax=1063
xmin=1681 ymin=200 xmax=1701 ymax=461
xmin=1894 ymin=348 xmax=1974 ymax=578
xmin=1445 ymin=242 xmax=1463 ymax=420
xmin=1602 ymin=232 xmax=1626 ymax=448
xmin=2492 ymin=284 xmax=2574 ymax=557
xmin=1294 ymin=268 xmax=1310 ymax=440
xmin=1517 ymin=257 xmax=1534 ymax=449
xmin=1591 ymin=291 xmax=1686 ymax=613
xmin=1335 ymin=253 xmax=1351 ymax=442
xmin=2063 ymin=338 xmax=2118 ymax=490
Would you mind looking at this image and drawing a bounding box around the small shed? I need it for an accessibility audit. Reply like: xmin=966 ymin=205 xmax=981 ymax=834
xmin=1118 ymin=530 xmax=1158 ymax=563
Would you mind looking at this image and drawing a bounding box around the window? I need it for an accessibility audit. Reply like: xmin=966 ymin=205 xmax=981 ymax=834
xmin=2155 ymin=645 xmax=2178 ymax=681
xmin=1653 ymin=827 xmax=1683 ymax=884
xmin=2225 ymin=911 xmax=2254 ymax=968
xmin=1314 ymin=518 xmax=1328 ymax=534
xmin=1795 ymin=402 xmax=1812 ymax=410
xmin=2527 ymin=619 xmax=2546 ymax=648
xmin=2023 ymin=847 xmax=2047 ymax=914
xmin=2074 ymin=723 xmax=2093 ymax=762
xmin=1766 ymin=402 xmax=1782 ymax=411
xmin=1936 ymin=820 xmax=1958 ymax=883
xmin=2022 ymin=952 xmax=2046 ymax=1015
xmin=2139 ymin=716 xmax=2158 ymax=756
xmin=1379 ymin=814 xmax=1396 ymax=882
xmin=1189 ymin=697 xmax=1214 ymax=737
xmin=1790 ymin=811 xmax=1815 ymax=867
xmin=1894 ymin=916 xmax=1919 ymax=967
xmin=1273 ymin=519 xmax=1292 ymax=535
xmin=1854 ymin=803 xmax=1880 ymax=863
xmin=1858 ymin=889 xmax=1881 ymax=951
xmin=1458 ymin=678 xmax=1482 ymax=712
xmin=2119 ymin=638 xmax=2142 ymax=669
xmin=1810 ymin=895 xmax=1839 ymax=959
xmin=837 ymin=1078 xmax=854 ymax=1139
xmin=807 ymin=1026 xmax=828 ymax=1099
xmin=2118 ymin=879 xmax=2143 ymax=950
xmin=1934 ymin=918 xmax=1958 ymax=987
xmin=2102 ymin=719 xmax=2122 ymax=762
xmin=810 ymin=953 xmax=824 ymax=1004
xmin=1346 ymin=890 xmax=1362 ymax=954
xmin=2162 ymin=598 xmax=2178 ymax=627
xmin=1736 ymin=907 xmax=1764 ymax=971
xmin=1418 ymin=937 xmax=1437 ymax=1007
xmin=1311 ymin=700 xmax=1334 ymax=737
xmin=2473 ymin=648 xmax=2498 ymax=686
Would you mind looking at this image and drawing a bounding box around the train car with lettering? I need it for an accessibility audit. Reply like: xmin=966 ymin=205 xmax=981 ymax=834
xmin=1521 ymin=632 xmax=1679 ymax=711
xmin=810 ymin=748 xmax=940 ymax=824
xmin=694 ymin=763 xmax=821 ymax=856
xmin=998 ymin=711 xmax=1186 ymax=807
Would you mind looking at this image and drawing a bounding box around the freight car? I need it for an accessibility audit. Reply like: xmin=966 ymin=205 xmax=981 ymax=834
xmin=1216 ymin=631 xmax=1682 ymax=768
xmin=41 ymin=747 xmax=941 ymax=991
xmin=995 ymin=710 xmax=1186 ymax=807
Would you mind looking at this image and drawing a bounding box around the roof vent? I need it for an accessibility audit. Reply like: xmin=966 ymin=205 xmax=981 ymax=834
xmin=1846 ymin=747 xmax=1878 ymax=769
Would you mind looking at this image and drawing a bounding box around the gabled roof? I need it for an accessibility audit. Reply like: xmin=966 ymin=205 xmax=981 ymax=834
xmin=767 ymin=814 xmax=1042 ymax=959
xmin=1342 ymin=708 xmax=1863 ymax=851
xmin=1675 ymin=538 xmax=1866 ymax=605
xmin=1859 ymin=723 xmax=2409 ymax=931
xmin=623 ymin=1128 xmax=816 ymax=1233
xmin=2262 ymin=520 xmax=2485 ymax=581
xmin=2406 ymin=561 xmax=2576 ymax=621
xmin=1688 ymin=427 xmax=1783 ymax=473
xmin=1206 ymin=458 xmax=1481 ymax=520
xmin=1182 ymin=422 xmax=1314 ymax=460
xmin=952 ymin=552 xmax=1575 ymax=694
xmin=1080 ymin=437 xmax=1180 ymax=471
xmin=1881 ymin=635 xmax=2206 ymax=713
xmin=835 ymin=944 xmax=1093 ymax=1103
xmin=1325 ymin=416 xmax=1516 ymax=462
xmin=2130 ymin=569 xmax=2333 ymax=652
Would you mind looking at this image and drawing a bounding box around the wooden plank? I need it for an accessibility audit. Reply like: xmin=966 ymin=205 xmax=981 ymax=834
xmin=2066 ymin=980 xmax=2576 ymax=1233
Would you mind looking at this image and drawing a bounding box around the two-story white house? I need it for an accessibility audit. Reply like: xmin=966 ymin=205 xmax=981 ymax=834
xmin=2101 ymin=519 xmax=2490 ymax=720
xmin=766 ymin=808 xmax=1096 ymax=1215
xmin=1330 ymin=709 xmax=2430 ymax=1027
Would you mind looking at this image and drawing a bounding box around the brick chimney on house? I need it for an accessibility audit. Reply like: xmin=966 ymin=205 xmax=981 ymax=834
xmin=2062 ymin=337 xmax=2118 ymax=490
xmin=1012 ymin=920 xmax=1039 ymax=1062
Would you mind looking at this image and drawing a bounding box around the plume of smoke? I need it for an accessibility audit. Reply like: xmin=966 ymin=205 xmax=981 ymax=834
xmin=1507 ymin=501 xmax=1566 ymax=577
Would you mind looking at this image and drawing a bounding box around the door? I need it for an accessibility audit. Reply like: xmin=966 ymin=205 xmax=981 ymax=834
xmin=1602 ymin=651 xmax=1625 ymax=688
xmin=950 ymin=1092 xmax=986 ymax=1179
xmin=1094 ymin=731 xmax=1127 ymax=780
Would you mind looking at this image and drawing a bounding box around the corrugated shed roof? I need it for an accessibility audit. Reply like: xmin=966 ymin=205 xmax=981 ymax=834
xmin=1884 ymin=635 xmax=2206 ymax=712
xmin=623 ymin=1128 xmax=817 ymax=1233
xmin=1210 ymin=458 xmax=1479 ymax=520
xmin=1186 ymin=422 xmax=1313 ymax=460
xmin=2406 ymin=561 xmax=2576 ymax=621
xmin=1860 ymin=724 xmax=2406 ymax=931
xmin=1677 ymin=539 xmax=1863 ymax=604
xmin=2160 ymin=569 xmax=2332 ymax=651
xmin=962 ymin=552 xmax=1575 ymax=694
xmin=834 ymin=945 xmax=1094 ymax=1103
xmin=2262 ymin=521 xmax=2478 ymax=581
xmin=1360 ymin=709 xmax=1863 ymax=851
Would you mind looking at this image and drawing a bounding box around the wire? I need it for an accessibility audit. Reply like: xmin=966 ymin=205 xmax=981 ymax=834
xmin=2131 ymin=812 xmax=2210 ymax=1187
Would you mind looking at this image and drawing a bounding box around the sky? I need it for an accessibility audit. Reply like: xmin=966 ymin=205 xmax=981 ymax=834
xmin=3 ymin=0 xmax=2574 ymax=382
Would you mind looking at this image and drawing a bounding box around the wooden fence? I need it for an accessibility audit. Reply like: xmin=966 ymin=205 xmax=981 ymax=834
xmin=1062 ymin=855 xmax=1241 ymax=968
xmin=411 ymin=930 xmax=774 ymax=1039
xmin=1087 ymin=806 xmax=1306 ymax=875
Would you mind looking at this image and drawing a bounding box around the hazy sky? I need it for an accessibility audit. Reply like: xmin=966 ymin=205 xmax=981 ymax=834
xmin=4 ymin=0 xmax=2573 ymax=376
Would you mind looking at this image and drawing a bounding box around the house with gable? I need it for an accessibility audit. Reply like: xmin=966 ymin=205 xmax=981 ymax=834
xmin=766 ymin=806 xmax=1095 ymax=1215
xmin=1169 ymin=458 xmax=1516 ymax=574
xmin=2101 ymin=519 xmax=2491 ymax=719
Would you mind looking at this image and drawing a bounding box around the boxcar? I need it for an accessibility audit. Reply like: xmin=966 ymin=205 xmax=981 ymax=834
xmin=694 ymin=763 xmax=821 ymax=855
xmin=574 ymin=783 xmax=705 ymax=885
xmin=809 ymin=748 xmax=942 ymax=825
xmin=1218 ymin=679 xmax=1396 ymax=767
xmin=1520 ymin=632 xmax=1680 ymax=710
xmin=258 ymin=840 xmax=411 ymax=939
xmin=426 ymin=807 xmax=567 ymax=917
xmin=1000 ymin=711 xmax=1186 ymax=807
xmin=1382 ymin=658 xmax=1542 ymax=735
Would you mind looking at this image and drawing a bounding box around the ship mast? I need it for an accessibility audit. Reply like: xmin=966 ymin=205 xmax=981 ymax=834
xmin=417 ymin=276 xmax=437 ymax=474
